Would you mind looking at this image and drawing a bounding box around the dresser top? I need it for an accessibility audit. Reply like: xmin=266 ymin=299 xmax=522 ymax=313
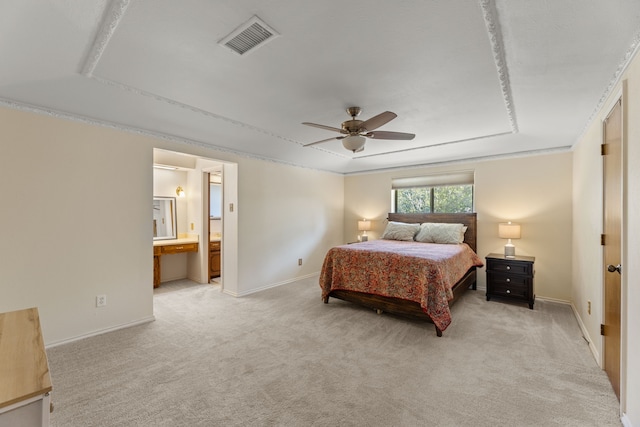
xmin=0 ymin=307 xmax=52 ymax=409
xmin=486 ymin=253 xmax=535 ymax=263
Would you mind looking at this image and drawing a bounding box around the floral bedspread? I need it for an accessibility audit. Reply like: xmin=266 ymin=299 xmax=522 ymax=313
xmin=319 ymin=240 xmax=484 ymax=331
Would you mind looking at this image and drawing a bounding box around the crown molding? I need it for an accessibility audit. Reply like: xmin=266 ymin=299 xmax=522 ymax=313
xmin=345 ymin=145 xmax=572 ymax=176
xmin=575 ymin=27 xmax=640 ymax=145
xmin=80 ymin=0 xmax=130 ymax=76
xmin=479 ymin=0 xmax=518 ymax=133
xmin=0 ymin=96 xmax=349 ymax=175
xmin=354 ymin=131 xmax=513 ymax=160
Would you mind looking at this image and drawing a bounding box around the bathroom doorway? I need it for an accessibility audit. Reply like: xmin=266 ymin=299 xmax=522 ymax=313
xmin=207 ymin=170 xmax=223 ymax=287
xmin=152 ymin=148 xmax=238 ymax=296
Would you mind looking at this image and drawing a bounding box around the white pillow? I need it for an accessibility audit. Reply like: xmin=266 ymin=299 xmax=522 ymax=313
xmin=415 ymin=223 xmax=467 ymax=244
xmin=381 ymin=221 xmax=420 ymax=241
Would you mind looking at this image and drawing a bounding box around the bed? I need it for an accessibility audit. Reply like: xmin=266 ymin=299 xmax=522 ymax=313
xmin=319 ymin=212 xmax=483 ymax=336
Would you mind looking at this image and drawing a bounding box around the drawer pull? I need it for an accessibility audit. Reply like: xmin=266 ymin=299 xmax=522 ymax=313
xmin=506 ymin=266 xmax=511 ymax=270
xmin=506 ymin=278 xmax=510 ymax=283
xmin=506 ymin=289 xmax=511 ymax=294
xmin=176 ymin=246 xmax=183 ymax=250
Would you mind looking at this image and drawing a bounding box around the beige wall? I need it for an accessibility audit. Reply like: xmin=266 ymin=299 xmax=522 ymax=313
xmin=0 ymin=107 xmax=344 ymax=345
xmin=573 ymin=49 xmax=640 ymax=424
xmin=344 ymin=151 xmax=573 ymax=301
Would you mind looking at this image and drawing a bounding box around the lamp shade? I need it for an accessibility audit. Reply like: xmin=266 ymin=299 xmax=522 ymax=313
xmin=498 ymin=222 xmax=521 ymax=239
xmin=343 ymin=135 xmax=366 ymax=152
xmin=358 ymin=220 xmax=371 ymax=232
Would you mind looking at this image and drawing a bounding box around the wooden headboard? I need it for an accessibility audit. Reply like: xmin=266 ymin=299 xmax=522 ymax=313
xmin=387 ymin=212 xmax=478 ymax=253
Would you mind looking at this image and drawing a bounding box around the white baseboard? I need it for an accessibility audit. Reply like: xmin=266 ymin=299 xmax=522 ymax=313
xmin=223 ymin=272 xmax=320 ymax=297
xmin=536 ymin=295 xmax=571 ymax=305
xmin=621 ymin=412 xmax=633 ymax=427
xmin=45 ymin=315 xmax=156 ymax=348
xmin=570 ymin=302 xmax=601 ymax=367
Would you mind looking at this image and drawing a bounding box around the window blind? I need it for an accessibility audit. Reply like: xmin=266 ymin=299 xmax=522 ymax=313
xmin=391 ymin=171 xmax=474 ymax=189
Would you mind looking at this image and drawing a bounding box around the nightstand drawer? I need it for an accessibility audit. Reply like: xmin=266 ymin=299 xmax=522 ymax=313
xmin=486 ymin=259 xmax=532 ymax=276
xmin=488 ymin=272 xmax=529 ymax=287
xmin=491 ymin=283 xmax=528 ymax=299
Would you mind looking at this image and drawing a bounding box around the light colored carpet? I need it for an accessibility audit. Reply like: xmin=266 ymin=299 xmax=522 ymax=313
xmin=47 ymin=277 xmax=620 ymax=426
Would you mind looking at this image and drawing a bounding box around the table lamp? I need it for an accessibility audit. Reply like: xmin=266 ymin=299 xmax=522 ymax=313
xmin=358 ymin=219 xmax=371 ymax=242
xmin=499 ymin=221 xmax=521 ymax=258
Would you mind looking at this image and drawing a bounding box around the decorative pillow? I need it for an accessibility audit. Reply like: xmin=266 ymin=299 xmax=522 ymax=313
xmin=415 ymin=223 xmax=467 ymax=244
xmin=381 ymin=221 xmax=420 ymax=241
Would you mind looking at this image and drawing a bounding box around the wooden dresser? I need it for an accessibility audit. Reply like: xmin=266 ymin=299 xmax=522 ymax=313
xmin=485 ymin=253 xmax=535 ymax=309
xmin=0 ymin=307 xmax=53 ymax=427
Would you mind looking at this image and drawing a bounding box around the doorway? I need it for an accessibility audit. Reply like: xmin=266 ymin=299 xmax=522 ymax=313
xmin=207 ymin=170 xmax=223 ymax=286
xmin=602 ymin=97 xmax=623 ymax=400
xmin=152 ymin=148 xmax=238 ymax=296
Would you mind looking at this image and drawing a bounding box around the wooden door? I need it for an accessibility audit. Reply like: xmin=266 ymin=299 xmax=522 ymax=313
xmin=602 ymin=98 xmax=622 ymax=400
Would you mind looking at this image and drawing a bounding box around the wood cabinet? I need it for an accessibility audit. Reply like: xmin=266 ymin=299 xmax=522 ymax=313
xmin=0 ymin=308 xmax=52 ymax=426
xmin=209 ymin=241 xmax=221 ymax=279
xmin=153 ymin=241 xmax=198 ymax=287
xmin=485 ymin=253 xmax=535 ymax=309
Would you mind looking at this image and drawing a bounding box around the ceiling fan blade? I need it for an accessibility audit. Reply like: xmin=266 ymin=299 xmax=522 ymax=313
xmin=359 ymin=111 xmax=397 ymax=131
xmin=365 ymin=131 xmax=415 ymax=140
xmin=302 ymin=122 xmax=345 ymax=133
xmin=303 ymin=136 xmax=345 ymax=147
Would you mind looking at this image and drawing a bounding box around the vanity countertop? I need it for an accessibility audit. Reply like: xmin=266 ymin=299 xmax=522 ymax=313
xmin=153 ymin=237 xmax=199 ymax=247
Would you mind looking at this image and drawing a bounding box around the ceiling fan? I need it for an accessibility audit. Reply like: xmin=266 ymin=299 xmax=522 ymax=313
xmin=302 ymin=107 xmax=415 ymax=153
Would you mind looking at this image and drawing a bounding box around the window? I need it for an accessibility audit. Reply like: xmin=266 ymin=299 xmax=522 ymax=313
xmin=391 ymin=172 xmax=474 ymax=213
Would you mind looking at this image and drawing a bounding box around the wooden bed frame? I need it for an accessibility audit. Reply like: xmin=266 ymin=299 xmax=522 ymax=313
xmin=323 ymin=212 xmax=478 ymax=337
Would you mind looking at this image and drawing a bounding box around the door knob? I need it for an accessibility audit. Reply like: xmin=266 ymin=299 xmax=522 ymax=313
xmin=607 ymin=264 xmax=622 ymax=274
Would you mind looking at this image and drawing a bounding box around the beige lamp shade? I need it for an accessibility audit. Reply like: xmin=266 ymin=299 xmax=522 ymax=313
xmin=358 ymin=220 xmax=371 ymax=232
xmin=498 ymin=222 xmax=521 ymax=239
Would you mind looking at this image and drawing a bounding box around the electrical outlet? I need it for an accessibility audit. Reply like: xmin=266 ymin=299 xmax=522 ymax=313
xmin=587 ymin=300 xmax=591 ymax=315
xmin=96 ymin=294 xmax=107 ymax=307
xmin=298 ymin=258 xmax=302 ymax=266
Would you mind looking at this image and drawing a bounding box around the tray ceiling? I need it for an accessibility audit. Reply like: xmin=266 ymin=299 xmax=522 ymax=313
xmin=1 ymin=0 xmax=639 ymax=173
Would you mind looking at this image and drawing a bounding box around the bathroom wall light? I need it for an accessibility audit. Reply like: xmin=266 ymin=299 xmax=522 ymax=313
xmin=176 ymin=186 xmax=185 ymax=197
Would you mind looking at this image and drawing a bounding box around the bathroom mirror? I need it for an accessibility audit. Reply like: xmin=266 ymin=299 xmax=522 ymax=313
xmin=153 ymin=196 xmax=177 ymax=240
xmin=210 ymin=183 xmax=222 ymax=220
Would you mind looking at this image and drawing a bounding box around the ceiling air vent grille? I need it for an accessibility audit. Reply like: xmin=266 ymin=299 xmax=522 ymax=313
xmin=219 ymin=16 xmax=279 ymax=56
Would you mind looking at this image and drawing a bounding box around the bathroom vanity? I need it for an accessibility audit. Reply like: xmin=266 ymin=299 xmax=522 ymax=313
xmin=153 ymin=238 xmax=199 ymax=287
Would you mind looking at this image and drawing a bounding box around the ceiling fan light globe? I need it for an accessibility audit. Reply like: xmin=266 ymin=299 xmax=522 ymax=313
xmin=343 ymin=135 xmax=366 ymax=152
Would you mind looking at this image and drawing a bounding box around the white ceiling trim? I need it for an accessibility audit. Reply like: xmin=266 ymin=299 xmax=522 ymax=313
xmin=0 ymin=96 xmax=345 ymax=174
xmin=80 ymin=0 xmax=130 ymax=76
xmin=345 ymin=145 xmax=572 ymax=177
xmin=90 ymin=74 xmax=338 ymax=150
xmin=354 ymin=131 xmax=513 ymax=160
xmin=0 ymin=95 xmax=571 ymax=177
xmin=575 ymin=27 xmax=640 ymax=146
xmin=479 ymin=0 xmax=518 ymax=133
xmin=88 ymin=74 xmax=357 ymax=160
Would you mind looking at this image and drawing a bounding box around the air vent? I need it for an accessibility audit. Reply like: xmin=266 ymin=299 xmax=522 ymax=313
xmin=219 ymin=16 xmax=279 ymax=56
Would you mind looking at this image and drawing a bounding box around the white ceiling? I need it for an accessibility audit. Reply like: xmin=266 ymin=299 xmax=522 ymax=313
xmin=1 ymin=0 xmax=640 ymax=174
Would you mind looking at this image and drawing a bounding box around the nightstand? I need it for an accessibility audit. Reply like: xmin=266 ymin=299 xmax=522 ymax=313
xmin=485 ymin=253 xmax=535 ymax=309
